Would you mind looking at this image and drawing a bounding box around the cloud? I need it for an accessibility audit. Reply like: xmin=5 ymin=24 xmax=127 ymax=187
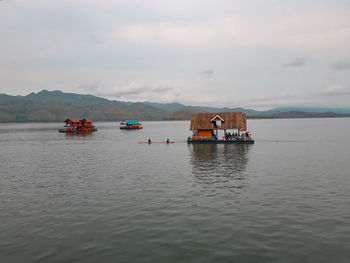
xmin=108 ymin=87 xmax=148 ymax=98
xmin=321 ymin=86 xmax=350 ymax=96
xmin=116 ymin=7 xmax=350 ymax=50
xmin=152 ymin=86 xmax=172 ymax=93
xmin=332 ymin=61 xmax=350 ymax=70
xmin=78 ymin=81 xmax=100 ymax=92
xmin=283 ymin=58 xmax=306 ymax=67
xmin=202 ymin=69 xmax=214 ymax=78
xmin=96 ymin=83 xmax=172 ymax=98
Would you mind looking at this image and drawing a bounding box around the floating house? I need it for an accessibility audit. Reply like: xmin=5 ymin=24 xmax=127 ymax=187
xmin=188 ymin=112 xmax=254 ymax=144
xmin=59 ymin=118 xmax=97 ymax=133
xmin=120 ymin=120 xmax=142 ymax=129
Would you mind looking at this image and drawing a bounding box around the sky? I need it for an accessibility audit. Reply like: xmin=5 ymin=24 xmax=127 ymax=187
xmin=1 ymin=0 xmax=350 ymax=109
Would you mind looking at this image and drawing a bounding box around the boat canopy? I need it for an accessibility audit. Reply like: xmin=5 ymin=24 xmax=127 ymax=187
xmin=123 ymin=120 xmax=141 ymax=125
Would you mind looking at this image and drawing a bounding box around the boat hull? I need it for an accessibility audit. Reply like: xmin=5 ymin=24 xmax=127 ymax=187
xmin=59 ymin=128 xmax=97 ymax=133
xmin=120 ymin=127 xmax=142 ymax=130
xmin=188 ymin=138 xmax=254 ymax=144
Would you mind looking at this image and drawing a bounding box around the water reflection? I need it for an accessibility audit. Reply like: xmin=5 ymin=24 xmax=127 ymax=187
xmin=62 ymin=132 xmax=95 ymax=139
xmin=189 ymin=144 xmax=251 ymax=194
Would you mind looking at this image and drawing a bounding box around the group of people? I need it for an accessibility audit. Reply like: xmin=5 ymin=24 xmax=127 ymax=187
xmin=224 ymin=131 xmax=252 ymax=141
xmin=147 ymin=138 xmax=171 ymax=144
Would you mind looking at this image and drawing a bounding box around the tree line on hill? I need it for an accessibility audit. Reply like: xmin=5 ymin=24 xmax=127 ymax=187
xmin=0 ymin=90 xmax=349 ymax=122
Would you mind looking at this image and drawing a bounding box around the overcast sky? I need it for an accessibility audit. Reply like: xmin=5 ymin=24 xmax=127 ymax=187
xmin=1 ymin=0 xmax=350 ymax=109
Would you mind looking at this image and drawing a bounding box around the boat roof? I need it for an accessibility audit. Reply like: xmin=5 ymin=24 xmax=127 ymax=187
xmin=190 ymin=112 xmax=247 ymax=131
xmin=65 ymin=118 xmax=93 ymax=123
xmin=123 ymin=120 xmax=141 ymax=125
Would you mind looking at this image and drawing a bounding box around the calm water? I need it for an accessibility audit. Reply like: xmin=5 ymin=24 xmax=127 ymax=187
xmin=1 ymin=119 xmax=350 ymax=263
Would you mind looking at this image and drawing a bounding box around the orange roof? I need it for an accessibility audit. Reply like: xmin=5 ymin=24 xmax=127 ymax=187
xmin=65 ymin=118 xmax=93 ymax=123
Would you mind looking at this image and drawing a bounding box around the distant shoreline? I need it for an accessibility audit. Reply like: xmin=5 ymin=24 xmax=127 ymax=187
xmin=1 ymin=116 xmax=350 ymax=124
xmin=1 ymin=90 xmax=349 ymax=123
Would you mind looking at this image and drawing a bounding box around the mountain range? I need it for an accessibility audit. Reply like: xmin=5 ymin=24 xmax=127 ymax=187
xmin=0 ymin=90 xmax=349 ymax=122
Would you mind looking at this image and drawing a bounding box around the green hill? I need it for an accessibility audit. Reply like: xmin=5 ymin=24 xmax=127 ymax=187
xmin=0 ymin=90 xmax=349 ymax=122
xmin=0 ymin=90 xmax=169 ymax=122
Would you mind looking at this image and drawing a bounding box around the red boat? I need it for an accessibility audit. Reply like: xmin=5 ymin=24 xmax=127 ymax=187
xmin=59 ymin=118 xmax=97 ymax=133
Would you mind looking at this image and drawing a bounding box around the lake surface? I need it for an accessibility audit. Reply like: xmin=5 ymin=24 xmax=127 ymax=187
xmin=1 ymin=119 xmax=350 ymax=263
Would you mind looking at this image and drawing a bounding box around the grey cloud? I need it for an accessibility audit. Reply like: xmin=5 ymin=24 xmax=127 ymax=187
xmin=152 ymin=86 xmax=172 ymax=93
xmin=251 ymin=94 xmax=296 ymax=103
xmin=321 ymin=87 xmax=350 ymax=96
xmin=78 ymin=82 xmax=99 ymax=92
xmin=247 ymin=94 xmax=318 ymax=109
xmin=283 ymin=58 xmax=306 ymax=67
xmin=100 ymin=86 xmax=172 ymax=98
xmin=202 ymin=69 xmax=214 ymax=78
xmin=332 ymin=61 xmax=350 ymax=70
xmin=106 ymin=87 xmax=147 ymax=98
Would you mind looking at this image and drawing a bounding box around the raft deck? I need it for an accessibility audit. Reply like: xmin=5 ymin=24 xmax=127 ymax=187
xmin=188 ymin=138 xmax=254 ymax=144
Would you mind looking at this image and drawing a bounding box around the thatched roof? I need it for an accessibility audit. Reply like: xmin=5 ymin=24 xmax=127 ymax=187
xmin=190 ymin=112 xmax=247 ymax=131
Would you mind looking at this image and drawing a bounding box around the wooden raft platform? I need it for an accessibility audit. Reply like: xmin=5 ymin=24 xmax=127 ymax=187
xmin=188 ymin=138 xmax=254 ymax=144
